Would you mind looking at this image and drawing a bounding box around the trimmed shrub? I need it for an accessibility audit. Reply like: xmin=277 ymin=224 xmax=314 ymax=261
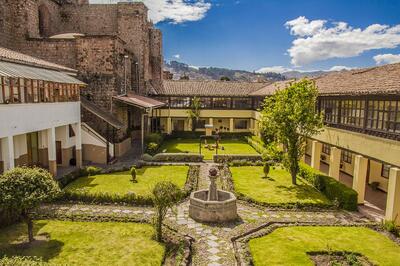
xmin=213 ymin=154 xmax=262 ymax=163
xmin=146 ymin=142 xmax=159 ymax=155
xmin=298 ymin=162 xmax=358 ymax=211
xmin=145 ymin=133 xmax=164 ymax=145
xmin=86 ymin=166 xmax=102 ymax=176
xmin=152 ymin=153 xmax=204 ymax=162
xmin=263 ymin=162 xmax=270 ymax=178
xmin=228 ymin=160 xmax=263 ymax=167
xmin=130 ymin=166 xmax=137 ymax=182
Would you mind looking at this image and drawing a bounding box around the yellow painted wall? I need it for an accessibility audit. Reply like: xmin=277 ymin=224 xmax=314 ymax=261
xmin=369 ymin=160 xmax=389 ymax=192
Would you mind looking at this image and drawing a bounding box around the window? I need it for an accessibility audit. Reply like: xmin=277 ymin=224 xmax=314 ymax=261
xmin=200 ymin=97 xmax=212 ymax=108
xmin=195 ymin=119 xmax=206 ymax=128
xmin=253 ymin=97 xmax=264 ymax=110
xmin=38 ymin=4 xmax=51 ymax=37
xmin=232 ymin=98 xmax=252 ymax=109
xmin=340 ymin=100 xmax=365 ymax=127
xmin=170 ymin=97 xmax=190 ymax=108
xmin=213 ymin=97 xmax=231 ymax=108
xmin=381 ymin=164 xmax=391 ymax=178
xmin=367 ymin=100 xmax=400 ymax=133
xmin=234 ymin=119 xmax=248 ymax=129
xmin=341 ymin=150 xmax=353 ymax=164
xmin=320 ymin=99 xmax=339 ymax=123
xmin=322 ymin=144 xmax=331 ymax=155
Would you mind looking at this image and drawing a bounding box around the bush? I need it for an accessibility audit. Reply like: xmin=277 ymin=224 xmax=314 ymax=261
xmin=130 ymin=166 xmax=137 ymax=182
xmin=152 ymin=153 xmax=204 ymax=162
xmin=382 ymin=220 xmax=399 ymax=236
xmin=146 ymin=142 xmax=159 ymax=155
xmin=298 ymin=162 xmax=358 ymax=211
xmin=86 ymin=166 xmax=102 ymax=176
xmin=213 ymin=154 xmax=262 ymax=163
xmin=145 ymin=133 xmax=164 ymax=145
xmin=228 ymin=160 xmax=263 ymax=167
xmin=141 ymin=153 xmax=153 ymax=162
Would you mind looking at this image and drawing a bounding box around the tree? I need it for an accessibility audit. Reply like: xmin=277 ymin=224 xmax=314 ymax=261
xmin=187 ymin=96 xmax=201 ymax=132
xmin=220 ymin=76 xmax=230 ymax=81
xmin=152 ymin=181 xmax=182 ymax=242
xmin=0 ymin=167 xmax=61 ymax=243
xmin=260 ymin=79 xmax=323 ymax=185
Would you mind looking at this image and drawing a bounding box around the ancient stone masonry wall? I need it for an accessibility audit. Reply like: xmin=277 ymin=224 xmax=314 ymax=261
xmin=59 ymin=4 xmax=118 ymax=35
xmin=149 ymin=28 xmax=163 ymax=90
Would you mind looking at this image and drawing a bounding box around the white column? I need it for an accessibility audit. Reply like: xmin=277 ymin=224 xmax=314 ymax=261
xmin=1 ymin=136 xmax=15 ymax=171
xmin=229 ymin=118 xmax=234 ymax=132
xmin=47 ymin=127 xmax=57 ymax=176
xmin=329 ymin=147 xmax=341 ymax=180
xmin=311 ymin=140 xmax=322 ymax=170
xmin=75 ymin=122 xmax=82 ymax=168
xmin=385 ymin=168 xmax=400 ymax=225
xmin=352 ymin=155 xmax=368 ymax=204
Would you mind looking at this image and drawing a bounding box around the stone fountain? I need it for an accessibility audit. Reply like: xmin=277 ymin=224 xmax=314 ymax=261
xmin=189 ymin=168 xmax=238 ymax=223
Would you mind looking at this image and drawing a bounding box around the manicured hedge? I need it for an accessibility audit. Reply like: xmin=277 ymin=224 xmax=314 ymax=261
xmin=167 ymin=131 xmax=252 ymax=140
xmin=151 ymin=153 xmax=204 ymax=162
xmin=244 ymin=136 xmax=267 ymax=154
xmin=298 ymin=162 xmax=358 ymax=211
xmin=213 ymin=154 xmax=262 ymax=163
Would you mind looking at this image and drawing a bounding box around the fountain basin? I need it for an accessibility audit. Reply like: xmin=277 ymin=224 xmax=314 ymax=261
xmin=189 ymin=189 xmax=238 ymax=223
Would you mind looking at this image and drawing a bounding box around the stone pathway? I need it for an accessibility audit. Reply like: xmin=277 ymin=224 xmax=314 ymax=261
xmin=38 ymin=162 xmax=375 ymax=266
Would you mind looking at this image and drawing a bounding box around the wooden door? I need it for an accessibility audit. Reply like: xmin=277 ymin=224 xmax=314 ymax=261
xmin=27 ymin=132 xmax=39 ymax=166
xmin=174 ymin=120 xmax=185 ymax=131
xmin=56 ymin=141 xmax=62 ymax=164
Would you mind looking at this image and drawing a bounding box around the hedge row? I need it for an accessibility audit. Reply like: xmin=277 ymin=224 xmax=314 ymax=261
xmin=142 ymin=153 xmax=204 ymax=162
xmin=166 ymin=131 xmax=252 ymax=140
xmin=213 ymin=154 xmax=263 ymax=163
xmin=244 ymin=136 xmax=267 ymax=154
xmin=298 ymin=162 xmax=358 ymax=211
xmin=59 ymin=165 xmax=200 ymax=206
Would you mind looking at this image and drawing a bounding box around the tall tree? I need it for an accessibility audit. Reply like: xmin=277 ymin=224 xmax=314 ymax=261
xmin=187 ymin=96 xmax=201 ymax=132
xmin=260 ymin=79 xmax=323 ymax=185
xmin=0 ymin=167 xmax=61 ymax=242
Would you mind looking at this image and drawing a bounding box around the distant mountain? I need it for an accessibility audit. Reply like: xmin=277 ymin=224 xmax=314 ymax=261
xmin=282 ymin=70 xmax=329 ymax=79
xmin=164 ymin=61 xmax=286 ymax=82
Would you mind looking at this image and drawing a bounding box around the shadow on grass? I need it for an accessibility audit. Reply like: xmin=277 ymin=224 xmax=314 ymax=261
xmin=0 ymin=221 xmax=64 ymax=262
xmin=275 ymin=184 xmax=323 ymax=201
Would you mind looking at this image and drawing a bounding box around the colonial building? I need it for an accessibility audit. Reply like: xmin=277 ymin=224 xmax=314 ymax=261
xmin=0 ymin=47 xmax=85 ymax=176
xmin=149 ymin=64 xmax=400 ymax=224
xmin=0 ymin=0 xmax=164 ymax=156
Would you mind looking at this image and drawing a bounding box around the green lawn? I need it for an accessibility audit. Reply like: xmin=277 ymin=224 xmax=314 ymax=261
xmin=230 ymin=166 xmax=330 ymax=206
xmin=159 ymin=138 xmax=259 ymax=160
xmin=0 ymin=220 xmax=164 ymax=266
xmin=249 ymin=226 xmax=400 ymax=265
xmin=64 ymin=165 xmax=189 ymax=196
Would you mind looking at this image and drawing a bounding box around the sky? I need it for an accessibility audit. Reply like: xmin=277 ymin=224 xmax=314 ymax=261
xmin=92 ymin=0 xmax=400 ymax=73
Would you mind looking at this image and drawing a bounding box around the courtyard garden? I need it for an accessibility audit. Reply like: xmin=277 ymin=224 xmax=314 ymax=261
xmin=64 ymin=165 xmax=189 ymax=197
xmin=249 ymin=226 xmax=400 ymax=265
xmin=230 ymin=166 xmax=331 ymax=208
xmin=0 ymin=220 xmax=164 ymax=265
xmin=157 ymin=138 xmax=259 ymax=160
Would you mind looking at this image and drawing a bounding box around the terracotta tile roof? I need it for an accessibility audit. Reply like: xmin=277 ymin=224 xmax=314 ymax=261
xmin=251 ymin=63 xmax=400 ymax=96
xmin=0 ymin=46 xmax=77 ymax=73
xmin=158 ymin=80 xmax=271 ymax=97
xmin=113 ymin=93 xmax=166 ymax=109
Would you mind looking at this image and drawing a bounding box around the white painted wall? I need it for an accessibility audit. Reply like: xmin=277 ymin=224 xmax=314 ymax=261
xmin=0 ymin=102 xmax=80 ymax=138
xmin=82 ymin=123 xmax=114 ymax=157
xmin=13 ymin=134 xmax=27 ymax=158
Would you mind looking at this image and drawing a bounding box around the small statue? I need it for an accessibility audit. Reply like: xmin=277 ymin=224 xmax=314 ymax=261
xmin=208 ymin=167 xmax=219 ymax=201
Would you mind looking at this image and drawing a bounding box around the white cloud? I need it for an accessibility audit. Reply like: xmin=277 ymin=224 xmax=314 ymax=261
xmin=285 ymin=16 xmax=400 ymax=66
xmin=173 ymin=54 xmax=181 ymax=59
xmin=373 ymin=53 xmax=400 ymax=64
xmin=256 ymin=66 xmax=293 ymax=74
xmin=329 ymin=65 xmax=355 ymax=71
xmin=89 ymin=0 xmax=211 ymax=24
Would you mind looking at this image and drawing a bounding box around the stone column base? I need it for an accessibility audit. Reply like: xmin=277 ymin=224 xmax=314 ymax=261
xmin=49 ymin=160 xmax=57 ymax=177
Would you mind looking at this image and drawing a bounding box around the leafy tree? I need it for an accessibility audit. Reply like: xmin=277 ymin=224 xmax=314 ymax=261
xmin=260 ymin=79 xmax=323 ymax=185
xmin=220 ymin=76 xmax=231 ymax=81
xmin=152 ymin=181 xmax=182 ymax=242
xmin=187 ymin=96 xmax=201 ymax=132
xmin=0 ymin=167 xmax=61 ymax=243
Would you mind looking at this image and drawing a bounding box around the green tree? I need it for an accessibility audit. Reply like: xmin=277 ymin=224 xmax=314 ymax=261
xmin=187 ymin=96 xmax=201 ymax=132
xmin=0 ymin=167 xmax=61 ymax=243
xmin=260 ymin=79 xmax=323 ymax=185
xmin=220 ymin=76 xmax=230 ymax=81
xmin=152 ymin=181 xmax=182 ymax=242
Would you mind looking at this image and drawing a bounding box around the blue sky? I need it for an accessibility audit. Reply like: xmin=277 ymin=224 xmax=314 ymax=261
xmin=155 ymin=0 xmax=400 ymax=72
